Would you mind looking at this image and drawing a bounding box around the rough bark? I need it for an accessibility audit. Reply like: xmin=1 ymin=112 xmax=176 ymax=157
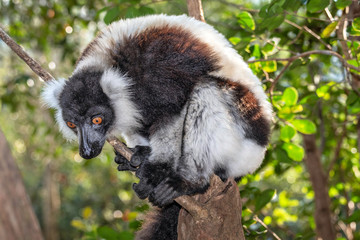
xmin=0 ymin=129 xmax=44 ymax=240
xmin=177 ymin=176 xmax=245 ymax=240
xmin=187 ymin=0 xmax=205 ymax=22
xmin=303 ymin=134 xmax=335 ymax=240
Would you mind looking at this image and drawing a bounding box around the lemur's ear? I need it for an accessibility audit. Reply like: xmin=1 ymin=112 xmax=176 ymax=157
xmin=41 ymin=78 xmax=67 ymax=109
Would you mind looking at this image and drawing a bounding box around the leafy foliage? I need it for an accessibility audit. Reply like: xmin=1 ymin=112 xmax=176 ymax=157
xmin=1 ymin=0 xmax=360 ymax=239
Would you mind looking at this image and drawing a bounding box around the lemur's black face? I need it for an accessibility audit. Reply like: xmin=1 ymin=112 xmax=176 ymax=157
xmin=60 ymin=71 xmax=114 ymax=159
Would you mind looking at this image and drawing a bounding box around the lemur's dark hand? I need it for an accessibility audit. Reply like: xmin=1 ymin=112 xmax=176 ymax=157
xmin=114 ymin=145 xmax=151 ymax=172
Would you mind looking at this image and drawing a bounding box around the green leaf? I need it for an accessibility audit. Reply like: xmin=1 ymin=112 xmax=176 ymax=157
xmin=344 ymin=209 xmax=360 ymax=223
xmin=316 ymin=85 xmax=330 ymax=98
xmin=255 ymin=189 xmax=276 ymax=211
xmin=307 ymin=0 xmax=329 ymax=13
xmin=138 ymin=6 xmax=155 ymax=15
xmin=104 ymin=7 xmax=120 ymax=24
xmin=262 ymin=42 xmax=275 ymax=54
xmin=237 ymin=11 xmax=255 ymax=31
xmin=275 ymin=147 xmax=293 ymax=163
xmin=249 ymin=44 xmax=262 ymax=59
xmin=282 ymin=87 xmax=298 ymax=106
xmin=280 ymin=125 xmax=296 ymax=142
xmin=282 ymin=0 xmax=302 ymax=11
xmin=261 ymin=60 xmax=277 ymax=72
xmin=349 ymin=101 xmax=360 ymax=114
xmin=98 ymin=226 xmax=119 ymax=240
xmin=229 ymin=37 xmax=241 ymax=45
xmin=335 ymin=0 xmax=352 ymax=9
xmin=291 ymin=119 xmax=317 ymax=134
xmin=347 ymin=91 xmax=359 ymax=105
xmin=125 ymin=6 xmax=140 ymax=18
xmin=321 ymin=21 xmax=338 ymax=38
xmin=268 ymin=14 xmax=285 ymax=30
xmin=282 ymin=143 xmax=305 ymax=161
xmin=353 ymin=18 xmax=360 ymax=31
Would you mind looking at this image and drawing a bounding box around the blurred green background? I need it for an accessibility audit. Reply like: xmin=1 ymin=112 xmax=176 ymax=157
xmin=1 ymin=0 xmax=360 ymax=239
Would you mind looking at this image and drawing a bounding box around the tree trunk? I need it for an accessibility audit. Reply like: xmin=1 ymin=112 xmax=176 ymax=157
xmin=42 ymin=162 xmax=61 ymax=240
xmin=303 ymin=134 xmax=335 ymax=240
xmin=177 ymin=176 xmax=245 ymax=240
xmin=0 ymin=129 xmax=44 ymax=240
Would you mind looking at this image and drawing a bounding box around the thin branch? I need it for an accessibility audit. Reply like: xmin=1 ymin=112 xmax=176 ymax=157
xmin=247 ymin=50 xmax=360 ymax=73
xmin=284 ymin=19 xmax=332 ymax=50
xmin=0 ymin=27 xmax=54 ymax=81
xmin=253 ymin=215 xmax=282 ymax=240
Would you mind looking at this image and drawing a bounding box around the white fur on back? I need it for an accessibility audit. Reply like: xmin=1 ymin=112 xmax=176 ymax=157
xmin=180 ymin=82 xmax=265 ymax=180
xmin=41 ymin=79 xmax=77 ymax=141
xmin=74 ymin=14 xmax=272 ymax=122
xmin=99 ymin=69 xmax=143 ymax=140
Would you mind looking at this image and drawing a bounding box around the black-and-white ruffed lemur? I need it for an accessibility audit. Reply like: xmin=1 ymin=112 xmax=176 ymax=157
xmin=42 ymin=14 xmax=272 ymax=240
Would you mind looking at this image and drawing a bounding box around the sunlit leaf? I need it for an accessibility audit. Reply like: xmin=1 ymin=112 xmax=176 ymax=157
xmin=261 ymin=60 xmax=277 ymax=72
xmin=71 ymin=219 xmax=86 ymax=230
xmin=237 ymin=11 xmax=255 ymax=31
xmin=82 ymin=206 xmax=92 ymax=219
xmin=307 ymin=0 xmax=329 ymax=13
xmin=321 ymin=21 xmax=338 ymax=38
xmin=316 ymin=85 xmax=330 ymax=98
xmin=282 ymin=87 xmax=298 ymax=106
xmin=280 ymin=125 xmax=296 ymax=142
xmin=229 ymin=37 xmax=241 ymax=45
xmin=255 ymin=189 xmax=276 ymax=211
xmin=282 ymin=143 xmax=305 ymax=161
xmin=291 ymin=119 xmax=317 ymax=134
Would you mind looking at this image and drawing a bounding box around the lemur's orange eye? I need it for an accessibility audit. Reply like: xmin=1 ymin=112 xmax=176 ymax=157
xmin=67 ymin=121 xmax=76 ymax=129
xmin=92 ymin=117 xmax=103 ymax=125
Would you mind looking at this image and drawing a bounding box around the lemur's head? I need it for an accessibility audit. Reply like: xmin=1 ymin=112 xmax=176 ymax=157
xmin=42 ymin=68 xmax=142 ymax=159
xmin=42 ymin=70 xmax=114 ymax=159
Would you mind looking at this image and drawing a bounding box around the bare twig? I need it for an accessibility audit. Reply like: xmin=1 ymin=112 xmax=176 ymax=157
xmin=254 ymin=215 xmax=282 ymax=240
xmin=247 ymin=49 xmax=360 ymax=72
xmin=0 ymin=27 xmax=54 ymax=81
xmin=284 ymin=19 xmax=332 ymax=50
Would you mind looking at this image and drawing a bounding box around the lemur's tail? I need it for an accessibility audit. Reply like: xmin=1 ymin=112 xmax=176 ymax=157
xmin=135 ymin=203 xmax=181 ymax=240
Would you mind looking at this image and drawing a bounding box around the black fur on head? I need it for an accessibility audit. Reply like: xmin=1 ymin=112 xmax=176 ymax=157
xmin=59 ymin=70 xmax=114 ymax=159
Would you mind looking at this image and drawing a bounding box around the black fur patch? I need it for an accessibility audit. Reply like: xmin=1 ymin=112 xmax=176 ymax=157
xmin=218 ymin=79 xmax=271 ymax=146
xmin=135 ymin=203 xmax=181 ymax=240
xmin=110 ymin=26 xmax=219 ymax=131
xmin=59 ymin=70 xmax=114 ymax=129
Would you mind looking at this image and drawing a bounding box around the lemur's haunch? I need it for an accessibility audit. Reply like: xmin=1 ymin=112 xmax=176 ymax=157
xmin=42 ymin=14 xmax=272 ymax=240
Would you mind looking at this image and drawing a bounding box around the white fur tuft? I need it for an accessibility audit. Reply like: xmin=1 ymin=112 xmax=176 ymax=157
xmin=99 ymin=69 xmax=142 ymax=138
xmin=41 ymin=79 xmax=77 ymax=141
